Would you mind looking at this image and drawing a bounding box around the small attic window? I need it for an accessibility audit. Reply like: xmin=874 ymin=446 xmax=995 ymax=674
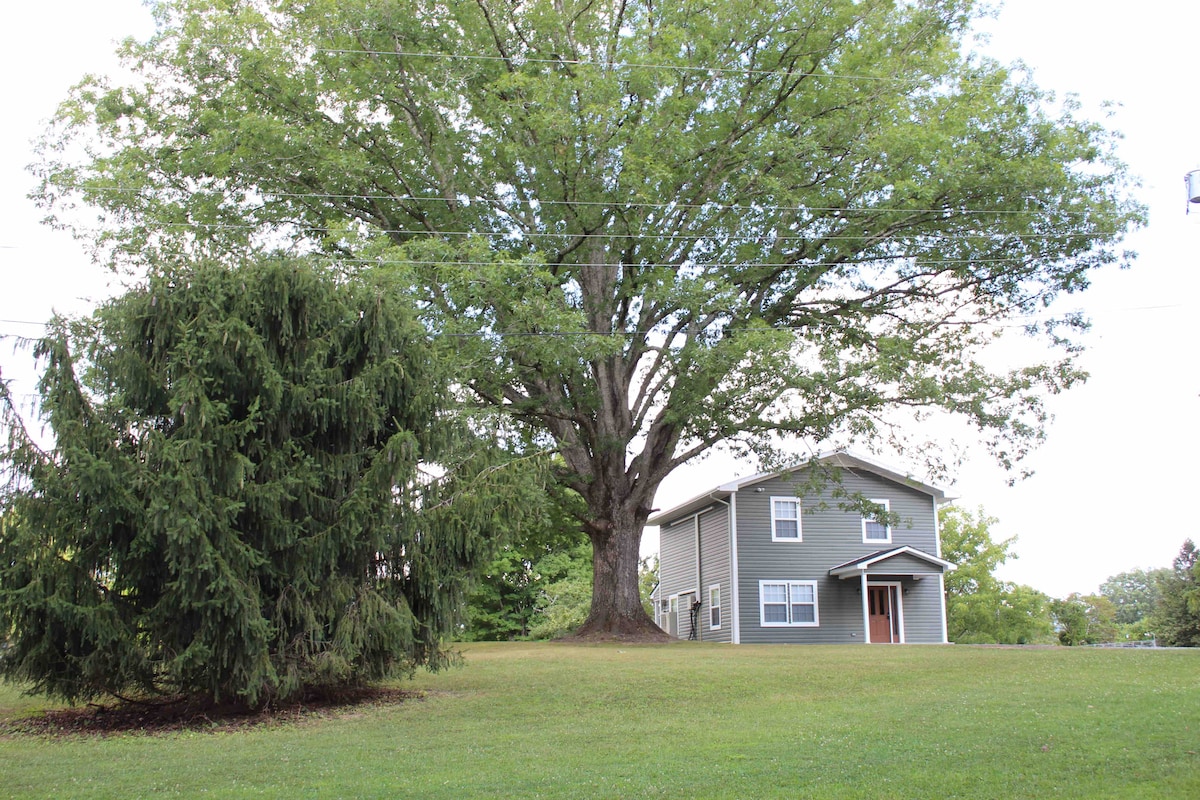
xmin=862 ymin=499 xmax=892 ymax=544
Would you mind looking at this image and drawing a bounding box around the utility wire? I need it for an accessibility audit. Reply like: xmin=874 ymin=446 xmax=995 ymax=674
xmin=190 ymin=41 xmax=1015 ymax=88
xmin=50 ymin=219 xmax=1118 ymax=242
xmin=326 ymin=255 xmax=1031 ymax=269
xmin=61 ymin=184 xmax=1088 ymax=219
xmin=3 ymin=303 xmax=1183 ymax=340
xmin=0 ymin=253 xmax=1041 ymax=268
xmin=0 ymin=251 xmax=1117 ymax=268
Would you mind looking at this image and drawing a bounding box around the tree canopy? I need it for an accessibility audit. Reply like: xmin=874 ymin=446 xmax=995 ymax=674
xmin=34 ymin=0 xmax=1143 ymax=634
xmin=1099 ymin=568 xmax=1168 ymax=627
xmin=0 ymin=258 xmax=540 ymax=706
xmin=1050 ymin=593 xmax=1117 ymax=646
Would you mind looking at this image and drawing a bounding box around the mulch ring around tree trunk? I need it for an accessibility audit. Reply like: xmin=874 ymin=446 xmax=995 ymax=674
xmin=0 ymin=686 xmax=423 ymax=738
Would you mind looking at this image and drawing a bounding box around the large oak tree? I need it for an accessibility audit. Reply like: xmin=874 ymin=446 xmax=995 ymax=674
xmin=34 ymin=0 xmax=1142 ymax=635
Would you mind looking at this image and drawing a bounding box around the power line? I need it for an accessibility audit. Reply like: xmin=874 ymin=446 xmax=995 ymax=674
xmin=2 ymin=302 xmax=1184 ymax=340
xmin=0 ymin=253 xmax=1039 ymax=268
xmin=0 ymin=250 xmax=1124 ymax=269
xmin=329 ymin=255 xmax=1032 ymax=269
xmin=56 ymin=219 xmax=1120 ymax=242
xmin=64 ymin=184 xmax=1098 ymax=218
xmin=191 ymin=41 xmax=1012 ymax=88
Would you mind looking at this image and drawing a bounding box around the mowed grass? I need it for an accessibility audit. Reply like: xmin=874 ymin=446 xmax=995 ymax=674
xmin=1 ymin=643 xmax=1198 ymax=799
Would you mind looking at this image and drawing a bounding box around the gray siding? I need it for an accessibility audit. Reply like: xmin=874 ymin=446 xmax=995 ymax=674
xmin=697 ymin=505 xmax=732 ymax=643
xmin=897 ymin=575 xmax=946 ymax=643
xmin=658 ymin=515 xmax=698 ymax=638
xmin=860 ymin=551 xmax=945 ymax=576
xmin=735 ymin=468 xmax=944 ymax=645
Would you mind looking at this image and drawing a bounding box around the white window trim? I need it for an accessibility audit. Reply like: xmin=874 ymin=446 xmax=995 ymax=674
xmin=709 ymin=584 xmax=722 ymax=630
xmin=759 ymin=579 xmax=820 ymax=627
xmin=861 ymin=498 xmax=892 ymax=545
xmin=770 ymin=497 xmax=802 ymax=542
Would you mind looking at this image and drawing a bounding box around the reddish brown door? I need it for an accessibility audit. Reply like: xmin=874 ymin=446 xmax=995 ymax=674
xmin=868 ymin=585 xmax=896 ymax=643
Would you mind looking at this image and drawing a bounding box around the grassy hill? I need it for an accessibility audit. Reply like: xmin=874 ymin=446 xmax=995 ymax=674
xmin=2 ymin=642 xmax=1198 ymax=798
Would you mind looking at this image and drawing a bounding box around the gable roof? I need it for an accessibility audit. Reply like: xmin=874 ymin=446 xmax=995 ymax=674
xmin=646 ymin=450 xmax=951 ymax=527
xmin=827 ymin=546 xmax=956 ymax=578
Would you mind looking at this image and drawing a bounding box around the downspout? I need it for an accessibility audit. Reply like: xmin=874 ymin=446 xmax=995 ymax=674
xmin=860 ymin=570 xmax=871 ymax=644
xmin=934 ymin=496 xmax=950 ymax=644
xmin=694 ymin=513 xmax=702 ymax=642
xmin=729 ymin=494 xmax=740 ymax=644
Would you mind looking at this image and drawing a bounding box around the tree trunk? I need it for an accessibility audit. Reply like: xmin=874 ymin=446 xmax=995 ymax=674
xmin=575 ymin=511 xmax=668 ymax=640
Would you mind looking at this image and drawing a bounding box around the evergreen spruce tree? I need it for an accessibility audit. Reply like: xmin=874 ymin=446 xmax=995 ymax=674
xmin=0 ymin=258 xmax=541 ymax=707
xmin=1150 ymin=540 xmax=1200 ymax=647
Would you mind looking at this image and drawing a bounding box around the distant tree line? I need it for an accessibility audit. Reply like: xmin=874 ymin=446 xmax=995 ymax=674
xmin=940 ymin=506 xmax=1200 ymax=647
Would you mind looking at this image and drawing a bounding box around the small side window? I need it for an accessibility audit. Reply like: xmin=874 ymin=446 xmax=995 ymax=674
xmin=709 ymin=585 xmax=721 ymax=630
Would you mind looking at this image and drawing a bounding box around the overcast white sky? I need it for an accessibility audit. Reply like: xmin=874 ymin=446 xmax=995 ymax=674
xmin=2 ymin=1 xmax=1198 ymax=598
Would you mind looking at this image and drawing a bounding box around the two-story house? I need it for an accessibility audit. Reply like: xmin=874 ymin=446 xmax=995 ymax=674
xmin=649 ymin=451 xmax=954 ymax=644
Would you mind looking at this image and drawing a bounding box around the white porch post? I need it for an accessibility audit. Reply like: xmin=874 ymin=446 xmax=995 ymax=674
xmin=860 ymin=570 xmax=871 ymax=644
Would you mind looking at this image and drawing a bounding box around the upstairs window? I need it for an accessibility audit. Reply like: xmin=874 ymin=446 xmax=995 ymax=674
xmin=771 ymin=497 xmax=801 ymax=541
xmin=862 ymin=499 xmax=892 ymax=544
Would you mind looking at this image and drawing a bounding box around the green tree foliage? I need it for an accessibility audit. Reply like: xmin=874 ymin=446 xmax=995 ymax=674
xmin=1099 ymin=568 xmax=1168 ymax=626
xmin=939 ymin=506 xmax=1054 ymax=644
xmin=465 ymin=541 xmax=661 ymax=640
xmin=0 ymin=258 xmax=541 ymax=707
xmin=34 ymin=0 xmax=1143 ymax=635
xmin=1148 ymin=540 xmax=1200 ymax=647
xmin=1050 ymin=594 xmax=1117 ymax=646
xmin=460 ymin=546 xmax=546 ymax=641
xmin=638 ymin=556 xmax=659 ymax=618
xmin=526 ymin=542 xmax=594 ymax=641
xmin=461 ymin=489 xmax=589 ymax=641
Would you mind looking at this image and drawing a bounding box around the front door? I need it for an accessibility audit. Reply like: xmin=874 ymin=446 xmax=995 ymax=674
xmin=868 ymin=585 xmax=898 ymax=643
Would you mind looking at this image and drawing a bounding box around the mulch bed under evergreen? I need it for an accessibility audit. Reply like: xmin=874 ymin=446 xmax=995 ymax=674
xmin=1 ymin=686 xmax=422 ymax=738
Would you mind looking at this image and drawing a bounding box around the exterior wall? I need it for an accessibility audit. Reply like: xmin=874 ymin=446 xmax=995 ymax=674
xmin=698 ymin=505 xmax=732 ymax=643
xmin=658 ymin=514 xmax=699 ymax=639
xmin=734 ymin=467 xmax=943 ymax=644
xmin=894 ymin=574 xmax=946 ymax=643
xmin=861 ymin=552 xmax=942 ymax=575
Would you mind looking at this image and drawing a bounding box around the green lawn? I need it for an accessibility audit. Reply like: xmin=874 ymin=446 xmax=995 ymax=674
xmin=1 ymin=642 xmax=1197 ymax=798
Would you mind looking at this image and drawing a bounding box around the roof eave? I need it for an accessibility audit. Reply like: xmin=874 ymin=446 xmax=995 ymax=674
xmin=646 ymin=450 xmax=954 ymax=527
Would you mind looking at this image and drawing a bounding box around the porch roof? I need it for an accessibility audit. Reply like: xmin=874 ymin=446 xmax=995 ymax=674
xmin=828 ymin=546 xmax=956 ymax=580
